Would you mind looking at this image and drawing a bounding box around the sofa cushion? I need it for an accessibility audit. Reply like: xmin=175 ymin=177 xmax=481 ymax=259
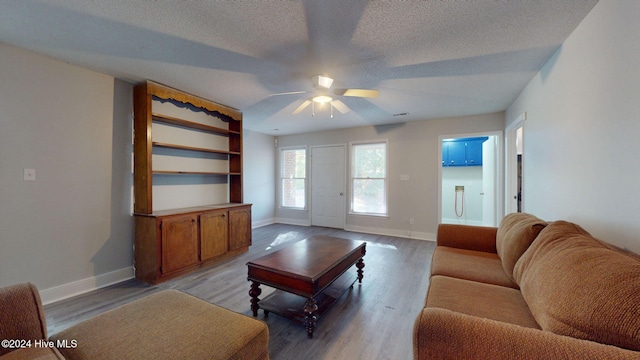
xmin=0 ymin=283 xmax=49 ymax=357
xmin=496 ymin=213 xmax=547 ymax=282
xmin=50 ymin=290 xmax=269 ymax=360
xmin=431 ymin=247 xmax=518 ymax=289
xmin=436 ymin=224 xmax=498 ymax=253
xmin=425 ymin=275 xmax=540 ymax=329
xmin=514 ymin=221 xmax=640 ymax=351
xmin=413 ymin=308 xmax=640 ymax=360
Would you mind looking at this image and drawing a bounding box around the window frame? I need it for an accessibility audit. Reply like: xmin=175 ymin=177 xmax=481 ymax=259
xmin=279 ymin=146 xmax=308 ymax=210
xmin=349 ymin=140 xmax=388 ymax=217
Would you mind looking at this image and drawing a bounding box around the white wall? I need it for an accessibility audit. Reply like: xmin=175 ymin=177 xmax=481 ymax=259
xmin=243 ymin=129 xmax=276 ymax=227
xmin=506 ymin=0 xmax=640 ymax=252
xmin=0 ymin=42 xmax=277 ymax=301
xmin=276 ymin=113 xmax=504 ymax=239
xmin=441 ymin=167 xmax=483 ymax=225
xmin=0 ymin=43 xmax=134 ymax=301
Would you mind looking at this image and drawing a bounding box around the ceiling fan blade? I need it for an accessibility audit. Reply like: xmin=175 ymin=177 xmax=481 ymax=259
xmin=268 ymin=90 xmax=308 ymax=96
xmin=330 ymin=100 xmax=350 ymax=114
xmin=292 ymin=100 xmax=311 ymax=114
xmin=334 ymin=88 xmax=379 ymax=98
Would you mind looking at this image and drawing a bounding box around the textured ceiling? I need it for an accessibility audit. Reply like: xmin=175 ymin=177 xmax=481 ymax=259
xmin=0 ymin=0 xmax=598 ymax=135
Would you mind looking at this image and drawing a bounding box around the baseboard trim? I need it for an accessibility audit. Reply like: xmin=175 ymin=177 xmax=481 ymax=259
xmin=344 ymin=225 xmax=436 ymax=241
xmin=40 ymin=267 xmax=134 ymax=305
xmin=441 ymin=218 xmax=485 ymax=226
xmin=274 ymin=217 xmax=311 ymax=227
xmin=270 ymin=220 xmax=436 ymax=241
xmin=252 ymin=218 xmax=275 ymax=229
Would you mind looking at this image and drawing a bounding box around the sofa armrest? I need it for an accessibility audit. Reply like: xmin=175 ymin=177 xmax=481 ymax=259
xmin=436 ymin=224 xmax=498 ymax=253
xmin=0 ymin=283 xmax=48 ymax=357
xmin=413 ymin=308 xmax=639 ymax=360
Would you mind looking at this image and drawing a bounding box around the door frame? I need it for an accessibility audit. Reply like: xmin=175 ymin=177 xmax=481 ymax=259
xmin=505 ymin=112 xmax=525 ymax=214
xmin=438 ymin=130 xmax=504 ymax=226
xmin=310 ymin=144 xmax=347 ymax=229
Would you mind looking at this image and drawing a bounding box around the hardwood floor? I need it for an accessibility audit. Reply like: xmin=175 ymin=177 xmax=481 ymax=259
xmin=44 ymin=224 xmax=435 ymax=360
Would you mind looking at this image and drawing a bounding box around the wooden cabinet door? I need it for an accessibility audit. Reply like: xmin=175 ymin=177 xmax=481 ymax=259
xmin=200 ymin=210 xmax=229 ymax=261
xmin=443 ymin=141 xmax=466 ymax=166
xmin=229 ymin=206 xmax=252 ymax=251
xmin=448 ymin=141 xmax=467 ymax=166
xmin=160 ymin=214 xmax=198 ymax=274
xmin=466 ymin=139 xmax=484 ymax=166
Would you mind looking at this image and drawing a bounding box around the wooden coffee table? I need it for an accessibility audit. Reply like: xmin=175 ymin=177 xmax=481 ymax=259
xmin=247 ymin=235 xmax=366 ymax=338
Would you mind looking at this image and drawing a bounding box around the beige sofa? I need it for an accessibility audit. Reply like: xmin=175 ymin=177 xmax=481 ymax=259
xmin=0 ymin=283 xmax=269 ymax=360
xmin=413 ymin=213 xmax=640 ymax=359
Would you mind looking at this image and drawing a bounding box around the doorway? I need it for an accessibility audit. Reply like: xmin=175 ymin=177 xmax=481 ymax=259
xmin=439 ymin=132 xmax=502 ymax=226
xmin=506 ymin=113 xmax=524 ymax=214
xmin=310 ymin=145 xmax=346 ymax=228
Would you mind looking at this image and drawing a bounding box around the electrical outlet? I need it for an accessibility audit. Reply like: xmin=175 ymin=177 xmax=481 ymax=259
xmin=409 ymin=218 xmax=414 ymax=225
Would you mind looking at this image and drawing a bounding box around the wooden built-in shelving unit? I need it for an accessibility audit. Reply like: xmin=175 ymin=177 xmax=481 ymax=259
xmin=133 ymin=80 xmax=251 ymax=284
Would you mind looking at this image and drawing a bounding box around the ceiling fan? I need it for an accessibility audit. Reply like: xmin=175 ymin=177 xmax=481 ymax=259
xmin=269 ymin=75 xmax=379 ymax=117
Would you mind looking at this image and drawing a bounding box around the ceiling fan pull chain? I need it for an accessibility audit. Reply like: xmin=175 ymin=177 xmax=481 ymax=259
xmin=312 ymin=100 xmax=315 ymax=116
xmin=330 ymin=103 xmax=334 ymax=118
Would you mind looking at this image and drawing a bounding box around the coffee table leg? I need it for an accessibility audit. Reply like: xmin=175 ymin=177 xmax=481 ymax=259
xmin=356 ymin=258 xmax=365 ymax=283
xmin=249 ymin=281 xmax=262 ymax=317
xmin=304 ymin=298 xmax=318 ymax=339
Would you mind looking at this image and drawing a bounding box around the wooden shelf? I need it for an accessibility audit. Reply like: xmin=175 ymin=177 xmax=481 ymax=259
xmin=152 ymin=142 xmax=240 ymax=155
xmin=133 ymin=80 xmax=244 ymax=213
xmin=135 ymin=203 xmax=250 ymax=217
xmin=258 ymin=270 xmax=358 ymax=324
xmin=134 ymin=80 xmax=248 ymax=285
xmin=152 ymin=113 xmax=240 ymax=136
xmin=153 ymin=170 xmax=241 ymax=176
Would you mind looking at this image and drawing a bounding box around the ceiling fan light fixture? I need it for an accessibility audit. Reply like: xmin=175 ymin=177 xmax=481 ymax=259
xmin=312 ymin=95 xmax=333 ymax=104
xmin=312 ymin=75 xmax=333 ymax=89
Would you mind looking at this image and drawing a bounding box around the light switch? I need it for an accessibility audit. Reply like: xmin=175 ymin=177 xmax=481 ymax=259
xmin=23 ymin=168 xmax=36 ymax=181
xmin=400 ymin=174 xmax=410 ymax=181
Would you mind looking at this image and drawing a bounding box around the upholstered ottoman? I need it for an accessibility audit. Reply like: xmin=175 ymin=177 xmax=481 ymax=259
xmin=50 ymin=290 xmax=269 ymax=360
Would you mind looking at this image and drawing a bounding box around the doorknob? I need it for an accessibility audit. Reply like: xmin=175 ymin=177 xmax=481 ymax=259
xmin=339 ymin=192 xmax=344 ymax=196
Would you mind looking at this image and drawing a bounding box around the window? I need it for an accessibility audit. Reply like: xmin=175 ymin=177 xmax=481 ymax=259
xmin=280 ymin=147 xmax=306 ymax=209
xmin=350 ymin=141 xmax=387 ymax=215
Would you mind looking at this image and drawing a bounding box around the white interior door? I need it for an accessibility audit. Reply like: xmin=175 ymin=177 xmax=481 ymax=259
xmin=311 ymin=145 xmax=346 ymax=228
